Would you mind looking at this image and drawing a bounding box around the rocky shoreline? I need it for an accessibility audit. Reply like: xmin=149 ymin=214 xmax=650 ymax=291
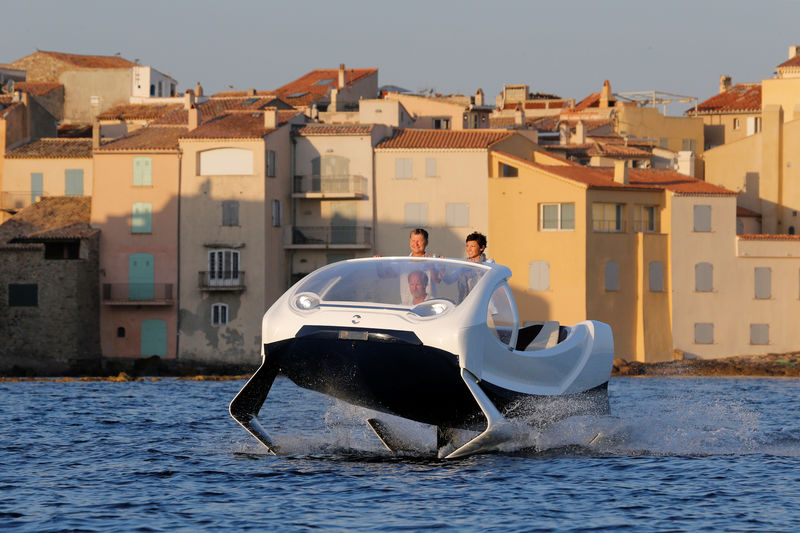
xmin=3 ymin=353 xmax=800 ymax=382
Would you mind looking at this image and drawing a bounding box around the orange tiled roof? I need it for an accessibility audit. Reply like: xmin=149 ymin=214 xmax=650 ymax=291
xmin=295 ymin=124 xmax=373 ymax=136
xmin=151 ymin=98 xmax=297 ymax=126
xmin=738 ymin=233 xmax=800 ymax=240
xmin=692 ymin=83 xmax=761 ymax=114
xmin=0 ymin=101 xmax=21 ymax=117
xmin=777 ymin=56 xmax=800 ymax=68
xmin=275 ymin=67 xmax=377 ymax=107
xmin=181 ymin=113 xmax=274 ymax=139
xmin=96 ymin=126 xmax=188 ymax=151
xmin=5 ymin=138 xmax=92 ymax=159
xmin=573 ymin=93 xmax=601 ymax=111
xmin=586 ymin=142 xmax=651 ymax=158
xmin=58 ymin=124 xmax=93 ymax=138
xmin=501 ymin=99 xmax=571 ymax=111
xmin=377 ymin=129 xmax=513 ymax=149
xmin=96 ymin=103 xmax=182 ymax=121
xmin=36 ymin=50 xmax=137 ymax=69
xmin=13 ymin=82 xmax=62 ymax=96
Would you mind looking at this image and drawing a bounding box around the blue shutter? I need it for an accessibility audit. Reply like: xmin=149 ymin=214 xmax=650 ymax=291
xmin=133 ymin=157 xmax=152 ymax=186
xmin=65 ymin=169 xmax=84 ymax=196
xmin=132 ymin=203 xmax=152 ymax=233
xmin=141 ymin=319 xmax=167 ymax=356
xmin=30 ymin=173 xmax=43 ymax=204
xmin=129 ymin=253 xmax=154 ymax=300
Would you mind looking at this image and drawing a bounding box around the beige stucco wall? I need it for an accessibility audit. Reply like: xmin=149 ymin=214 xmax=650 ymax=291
xmin=384 ymin=93 xmax=480 ymax=130
xmin=92 ymin=151 xmax=180 ymax=358
xmin=698 ymin=112 xmax=761 ymax=148
xmin=762 ymin=77 xmax=800 ymax=122
xmin=703 ymin=132 xmax=761 ymax=213
xmin=2 ymin=156 xmax=93 ymax=206
xmin=178 ymin=130 xmax=291 ymax=364
xmin=60 ymin=69 xmax=132 ymax=123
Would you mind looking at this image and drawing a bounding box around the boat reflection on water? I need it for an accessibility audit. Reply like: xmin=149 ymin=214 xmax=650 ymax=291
xmin=230 ymin=257 xmax=614 ymax=459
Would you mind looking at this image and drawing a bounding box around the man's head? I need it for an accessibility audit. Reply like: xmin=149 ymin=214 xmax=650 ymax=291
xmin=465 ymin=232 xmax=487 ymax=260
xmin=408 ymin=270 xmax=429 ymax=301
xmin=409 ymin=228 xmax=429 ymax=256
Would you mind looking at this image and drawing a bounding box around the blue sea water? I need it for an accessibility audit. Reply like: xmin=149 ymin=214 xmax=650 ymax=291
xmin=2 ymin=376 xmax=800 ymax=532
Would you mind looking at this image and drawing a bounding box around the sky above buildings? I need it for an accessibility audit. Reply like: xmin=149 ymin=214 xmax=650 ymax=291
xmin=4 ymin=0 xmax=800 ymax=115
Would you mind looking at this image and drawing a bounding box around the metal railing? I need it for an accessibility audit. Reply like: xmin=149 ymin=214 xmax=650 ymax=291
xmin=198 ymin=271 xmax=246 ymax=290
xmin=592 ymin=220 xmax=626 ymax=233
xmin=292 ymin=175 xmax=367 ymax=196
xmin=102 ymin=283 xmax=174 ymax=304
xmin=285 ymin=225 xmax=372 ymax=247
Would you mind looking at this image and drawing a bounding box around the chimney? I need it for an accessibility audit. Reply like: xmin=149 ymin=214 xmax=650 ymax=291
xmin=188 ymin=106 xmax=200 ymax=130
xmin=600 ymin=80 xmax=613 ymax=108
xmin=719 ymin=75 xmax=732 ymax=93
xmin=790 ymin=46 xmax=800 ymax=59
xmin=613 ymin=159 xmax=629 ymax=184
xmin=474 ymin=88 xmax=484 ymax=106
xmin=574 ymin=120 xmax=586 ymax=144
xmin=514 ymin=103 xmax=525 ymax=127
xmin=264 ymin=107 xmax=278 ymax=129
xmin=248 ymin=88 xmax=257 ymax=96
xmin=183 ymin=91 xmax=195 ymax=110
xmin=92 ymin=121 xmax=100 ymax=150
xmin=338 ymin=63 xmax=346 ymax=89
xmin=195 ymin=82 xmax=204 ymax=97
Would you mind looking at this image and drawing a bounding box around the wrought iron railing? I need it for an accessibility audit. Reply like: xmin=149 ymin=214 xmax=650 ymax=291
xmin=292 ymin=175 xmax=367 ymax=196
xmin=198 ymin=271 xmax=246 ymax=290
xmin=102 ymin=283 xmax=174 ymax=304
xmin=285 ymin=225 xmax=372 ymax=247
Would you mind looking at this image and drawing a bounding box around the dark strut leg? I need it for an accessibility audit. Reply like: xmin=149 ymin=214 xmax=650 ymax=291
xmin=229 ymin=349 xmax=281 ymax=454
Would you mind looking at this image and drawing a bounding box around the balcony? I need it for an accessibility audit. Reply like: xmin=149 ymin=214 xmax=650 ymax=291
xmin=284 ymin=225 xmax=372 ymax=249
xmin=292 ymin=175 xmax=368 ymax=199
xmin=1 ymin=191 xmax=49 ymax=212
xmin=103 ymin=283 xmax=174 ymax=305
xmin=592 ymin=220 xmax=626 ymax=233
xmin=198 ymin=271 xmax=246 ymax=291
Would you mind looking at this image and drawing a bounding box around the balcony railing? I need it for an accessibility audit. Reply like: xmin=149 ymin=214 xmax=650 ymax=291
xmin=102 ymin=283 xmax=174 ymax=305
xmin=198 ymin=271 xmax=246 ymax=291
xmin=592 ymin=220 xmax=626 ymax=233
xmin=292 ymin=175 xmax=367 ymax=198
xmin=1 ymin=191 xmax=49 ymax=212
xmin=284 ymin=225 xmax=372 ymax=248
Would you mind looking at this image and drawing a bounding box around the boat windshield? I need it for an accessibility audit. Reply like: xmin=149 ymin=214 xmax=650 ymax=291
xmin=294 ymin=258 xmax=489 ymax=308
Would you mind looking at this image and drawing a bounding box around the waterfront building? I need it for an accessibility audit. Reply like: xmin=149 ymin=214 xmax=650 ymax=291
xmin=381 ymin=89 xmax=494 ymax=130
xmin=271 ymin=64 xmax=378 ymax=115
xmin=374 ymin=129 xmax=537 ymax=258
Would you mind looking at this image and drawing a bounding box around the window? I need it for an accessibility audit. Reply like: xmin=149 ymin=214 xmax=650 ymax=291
xmin=500 ymin=163 xmax=518 ymax=177
xmin=433 ymin=118 xmax=450 ymax=130
xmin=446 ymin=203 xmax=469 ymax=227
xmin=681 ymin=138 xmax=697 ymax=152
xmin=649 ymin=261 xmax=664 ymax=292
xmin=208 ymin=250 xmax=240 ymax=286
xmin=733 ymin=118 xmax=741 ymax=130
xmin=750 ymin=324 xmax=769 ymax=345
xmin=694 ymin=323 xmax=714 ymax=344
xmin=30 ymin=172 xmax=43 ymax=204
xmin=211 ymin=303 xmax=229 ymax=326
xmin=65 ymin=169 xmax=84 ymax=196
xmin=271 ymin=199 xmax=282 ymax=227
xmin=634 ymin=205 xmax=657 ymax=232
xmin=45 ymin=241 xmax=80 ymax=260
xmin=541 ymin=203 xmax=575 ymax=231
xmin=404 ymin=203 xmax=428 ymax=227
xmin=133 ymin=157 xmax=152 ymax=186
xmin=266 ymin=150 xmax=277 ymax=177
xmin=117 ymin=327 xmax=126 ymax=338
xmin=746 ymin=117 xmax=762 ymax=136
xmin=605 ymin=261 xmax=619 ymax=291
xmin=425 ymin=158 xmax=437 ymax=177
xmin=693 ymin=205 xmax=711 ymax=232
xmin=395 ymin=158 xmax=412 ymax=179
xmin=132 ymin=203 xmax=152 ymax=233
xmin=695 ymin=262 xmax=713 ymax=292
xmin=529 ymin=261 xmax=550 ymax=291
xmin=659 ymin=138 xmax=669 ymax=149
xmin=8 ymin=284 xmax=38 ymax=306
xmin=472 ymin=115 xmax=479 ymax=128
xmin=754 ymin=267 xmax=771 ymax=299
xmin=593 ymin=203 xmax=623 ymax=232
xmin=222 ymin=201 xmax=239 ymax=226
xmin=199 ymin=148 xmax=254 ymax=176
xmin=487 ymin=284 xmax=518 ymax=348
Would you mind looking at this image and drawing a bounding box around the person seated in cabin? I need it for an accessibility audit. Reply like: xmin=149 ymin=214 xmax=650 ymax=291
xmin=406 ymin=270 xmax=432 ymax=305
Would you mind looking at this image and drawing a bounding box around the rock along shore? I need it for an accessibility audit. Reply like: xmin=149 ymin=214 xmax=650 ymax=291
xmin=614 ymin=352 xmax=800 ymax=377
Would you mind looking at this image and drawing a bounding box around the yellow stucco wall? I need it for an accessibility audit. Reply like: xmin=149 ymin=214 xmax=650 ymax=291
xmin=762 ymin=78 xmax=800 ymax=121
xmin=617 ymin=106 xmax=705 ymax=157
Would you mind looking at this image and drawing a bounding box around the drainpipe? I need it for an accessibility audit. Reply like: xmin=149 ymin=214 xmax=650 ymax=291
xmin=175 ymin=151 xmax=182 ymax=360
xmin=289 ymin=133 xmax=297 ymax=288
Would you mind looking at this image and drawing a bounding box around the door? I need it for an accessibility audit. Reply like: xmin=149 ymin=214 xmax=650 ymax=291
xmin=129 ymin=253 xmax=154 ymax=300
xmin=141 ymin=319 xmax=167 ymax=356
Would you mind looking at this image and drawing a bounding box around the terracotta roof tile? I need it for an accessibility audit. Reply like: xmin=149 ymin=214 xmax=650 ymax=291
xmin=574 ymin=92 xmax=601 ymax=111
xmin=376 ymin=129 xmax=513 ymax=150
xmin=737 ymin=206 xmax=761 ymax=217
xmin=181 ymin=113 xmax=274 ymax=139
xmin=691 ymin=83 xmax=761 ymax=114
xmin=0 ymin=101 xmax=22 ymax=117
xmin=38 ymin=50 xmax=137 ymax=69
xmin=295 ymin=124 xmax=373 ymax=136
xmin=5 ymin=138 xmax=92 ymax=159
xmin=151 ymin=98 xmax=296 ymax=126
xmin=97 ymin=103 xmax=182 ymax=121
xmin=96 ymin=126 xmax=187 ymax=151
xmin=738 ymin=233 xmax=800 ymax=240
xmin=13 ymin=82 xmax=62 ymax=96
xmin=275 ymin=67 xmax=377 ymax=107
xmin=0 ymin=197 xmax=94 ymax=247
xmin=586 ymin=142 xmax=651 ymax=158
xmin=777 ymin=56 xmax=800 ymax=68
xmin=57 ymin=124 xmax=93 ymax=138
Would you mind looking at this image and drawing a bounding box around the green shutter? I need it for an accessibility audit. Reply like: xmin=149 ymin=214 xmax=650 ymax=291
xmin=132 ymin=202 xmax=152 ymax=233
xmin=30 ymin=173 xmax=43 ymax=204
xmin=65 ymin=169 xmax=84 ymax=196
xmin=133 ymin=157 xmax=152 ymax=186
xmin=141 ymin=319 xmax=167 ymax=356
xmin=129 ymin=253 xmax=154 ymax=300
